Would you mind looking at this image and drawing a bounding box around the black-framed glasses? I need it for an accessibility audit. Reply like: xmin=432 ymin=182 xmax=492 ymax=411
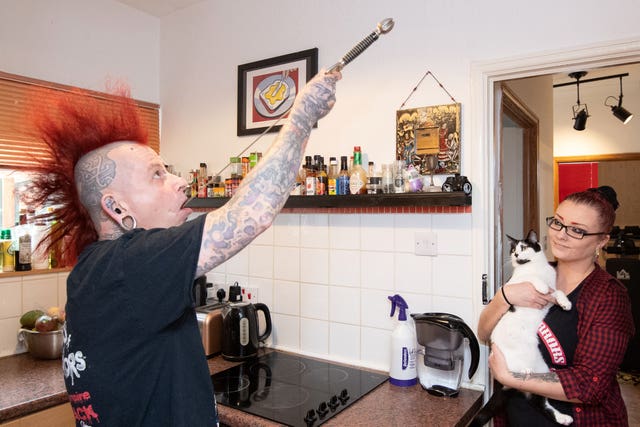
xmin=545 ymin=217 xmax=608 ymax=240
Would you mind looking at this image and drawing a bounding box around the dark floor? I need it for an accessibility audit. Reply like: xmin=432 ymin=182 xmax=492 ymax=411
xmin=620 ymin=378 xmax=640 ymax=425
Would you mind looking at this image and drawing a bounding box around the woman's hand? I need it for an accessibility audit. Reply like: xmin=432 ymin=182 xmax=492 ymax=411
xmin=502 ymin=282 xmax=556 ymax=310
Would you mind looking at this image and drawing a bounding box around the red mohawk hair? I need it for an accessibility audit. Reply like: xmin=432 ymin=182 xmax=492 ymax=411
xmin=26 ymin=86 xmax=148 ymax=266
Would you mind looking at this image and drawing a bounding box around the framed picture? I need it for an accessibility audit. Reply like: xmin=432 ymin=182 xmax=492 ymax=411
xmin=237 ymin=48 xmax=318 ymax=136
xmin=396 ymin=103 xmax=461 ymax=174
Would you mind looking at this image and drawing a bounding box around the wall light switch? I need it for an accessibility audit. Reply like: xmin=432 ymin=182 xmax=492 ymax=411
xmin=415 ymin=231 xmax=437 ymax=256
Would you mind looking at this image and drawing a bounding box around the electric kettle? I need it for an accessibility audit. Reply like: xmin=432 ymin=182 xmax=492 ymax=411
xmin=221 ymin=302 xmax=272 ymax=361
xmin=411 ymin=312 xmax=479 ymax=397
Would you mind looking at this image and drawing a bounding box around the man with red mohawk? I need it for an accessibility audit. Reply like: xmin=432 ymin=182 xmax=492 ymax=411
xmin=27 ymin=70 xmax=340 ymax=426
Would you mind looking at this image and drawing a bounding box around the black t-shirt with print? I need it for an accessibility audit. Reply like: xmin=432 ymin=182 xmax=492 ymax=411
xmin=62 ymin=215 xmax=217 ymax=426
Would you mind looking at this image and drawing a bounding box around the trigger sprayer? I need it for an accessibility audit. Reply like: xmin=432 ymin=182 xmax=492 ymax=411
xmin=388 ymin=294 xmax=417 ymax=386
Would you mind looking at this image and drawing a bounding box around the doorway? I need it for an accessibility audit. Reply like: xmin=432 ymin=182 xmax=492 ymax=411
xmin=498 ymin=84 xmax=539 ymax=284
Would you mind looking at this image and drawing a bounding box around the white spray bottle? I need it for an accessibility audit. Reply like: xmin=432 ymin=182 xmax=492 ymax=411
xmin=388 ymin=294 xmax=417 ymax=386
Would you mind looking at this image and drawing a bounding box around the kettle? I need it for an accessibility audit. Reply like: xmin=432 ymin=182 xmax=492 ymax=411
xmin=221 ymin=302 xmax=272 ymax=361
xmin=411 ymin=312 xmax=479 ymax=397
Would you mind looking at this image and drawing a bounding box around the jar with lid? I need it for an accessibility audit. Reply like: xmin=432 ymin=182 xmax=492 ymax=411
xmin=230 ymin=157 xmax=242 ymax=178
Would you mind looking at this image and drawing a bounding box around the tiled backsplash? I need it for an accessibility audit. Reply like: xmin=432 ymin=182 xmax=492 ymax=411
xmin=206 ymin=212 xmax=475 ymax=374
xmin=0 ymin=212 xmax=476 ymax=384
xmin=0 ymin=271 xmax=69 ymax=357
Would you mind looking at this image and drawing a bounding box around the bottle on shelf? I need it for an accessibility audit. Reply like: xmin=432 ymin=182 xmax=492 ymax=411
xmin=1 ymin=229 xmax=14 ymax=272
xmin=337 ymin=156 xmax=350 ymax=195
xmin=394 ymin=160 xmax=406 ymax=194
xmin=327 ymin=157 xmax=338 ymax=195
xmin=15 ymin=211 xmax=31 ymax=271
xmin=349 ymin=146 xmax=368 ymax=195
xmin=305 ymin=160 xmax=317 ymax=196
xmin=316 ymin=157 xmax=327 ymax=195
xmin=382 ymin=163 xmax=394 ymax=193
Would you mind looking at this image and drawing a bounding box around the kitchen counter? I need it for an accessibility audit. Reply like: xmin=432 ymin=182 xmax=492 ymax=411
xmin=0 ymin=351 xmax=483 ymax=426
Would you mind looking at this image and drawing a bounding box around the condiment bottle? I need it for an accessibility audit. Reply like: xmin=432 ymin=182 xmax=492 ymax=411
xmin=337 ymin=156 xmax=350 ymax=195
xmin=316 ymin=157 xmax=327 ymax=195
xmin=1 ymin=229 xmax=14 ymax=272
xmin=349 ymin=146 xmax=367 ymax=195
xmin=327 ymin=157 xmax=338 ymax=195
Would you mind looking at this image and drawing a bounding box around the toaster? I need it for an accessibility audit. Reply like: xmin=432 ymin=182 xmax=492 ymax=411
xmin=196 ymin=302 xmax=227 ymax=357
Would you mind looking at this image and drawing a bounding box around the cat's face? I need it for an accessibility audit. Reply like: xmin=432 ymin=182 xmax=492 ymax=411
xmin=507 ymin=230 xmax=542 ymax=266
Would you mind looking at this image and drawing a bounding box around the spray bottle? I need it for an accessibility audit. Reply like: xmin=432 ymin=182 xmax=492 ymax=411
xmin=388 ymin=294 xmax=417 ymax=386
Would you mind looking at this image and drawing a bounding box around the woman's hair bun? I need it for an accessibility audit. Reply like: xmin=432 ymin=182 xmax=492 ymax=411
xmin=589 ymin=186 xmax=619 ymax=211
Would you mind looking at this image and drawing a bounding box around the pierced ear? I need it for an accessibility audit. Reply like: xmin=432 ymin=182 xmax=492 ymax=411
xmin=102 ymin=195 xmax=123 ymax=221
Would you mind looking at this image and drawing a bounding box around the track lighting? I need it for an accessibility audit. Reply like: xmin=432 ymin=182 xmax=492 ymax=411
xmin=605 ymin=76 xmax=634 ymax=124
xmin=570 ymin=72 xmax=589 ymax=131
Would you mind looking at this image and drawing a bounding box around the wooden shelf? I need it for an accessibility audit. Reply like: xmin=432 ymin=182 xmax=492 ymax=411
xmin=185 ymin=192 xmax=471 ymax=210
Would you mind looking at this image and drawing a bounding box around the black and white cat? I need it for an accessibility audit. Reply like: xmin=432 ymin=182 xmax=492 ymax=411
xmin=471 ymin=230 xmax=574 ymax=426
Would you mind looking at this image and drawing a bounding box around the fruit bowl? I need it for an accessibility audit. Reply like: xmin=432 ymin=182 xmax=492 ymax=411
xmin=18 ymin=328 xmax=63 ymax=359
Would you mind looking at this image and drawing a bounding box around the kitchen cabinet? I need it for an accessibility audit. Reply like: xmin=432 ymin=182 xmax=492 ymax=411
xmin=0 ymin=403 xmax=74 ymax=427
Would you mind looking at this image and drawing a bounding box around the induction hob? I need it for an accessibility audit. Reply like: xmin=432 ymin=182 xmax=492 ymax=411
xmin=211 ymin=352 xmax=388 ymax=427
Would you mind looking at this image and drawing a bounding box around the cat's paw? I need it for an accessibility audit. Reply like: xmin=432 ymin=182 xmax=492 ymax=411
xmin=554 ymin=291 xmax=572 ymax=311
xmin=554 ymin=413 xmax=574 ymax=425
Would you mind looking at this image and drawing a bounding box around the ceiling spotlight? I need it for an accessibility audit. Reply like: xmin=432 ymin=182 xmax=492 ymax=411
xmin=573 ymin=107 xmax=589 ymax=131
xmin=569 ymin=71 xmax=589 ymax=131
xmin=605 ymin=76 xmax=634 ymax=124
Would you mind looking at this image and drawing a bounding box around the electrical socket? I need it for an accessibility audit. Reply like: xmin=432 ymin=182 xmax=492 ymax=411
xmin=414 ymin=231 xmax=437 ymax=256
xmin=243 ymin=286 xmax=259 ymax=303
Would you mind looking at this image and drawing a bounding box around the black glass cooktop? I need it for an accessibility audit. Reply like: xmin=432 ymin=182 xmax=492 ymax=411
xmin=211 ymin=352 xmax=388 ymax=427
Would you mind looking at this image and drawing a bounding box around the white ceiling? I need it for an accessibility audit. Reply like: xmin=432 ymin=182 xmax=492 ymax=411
xmin=114 ymin=0 xmax=203 ymax=17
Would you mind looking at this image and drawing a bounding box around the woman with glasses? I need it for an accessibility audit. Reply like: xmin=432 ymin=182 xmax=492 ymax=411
xmin=477 ymin=186 xmax=634 ymax=426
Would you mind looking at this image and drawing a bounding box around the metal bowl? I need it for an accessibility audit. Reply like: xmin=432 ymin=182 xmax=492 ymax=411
xmin=18 ymin=328 xmax=63 ymax=359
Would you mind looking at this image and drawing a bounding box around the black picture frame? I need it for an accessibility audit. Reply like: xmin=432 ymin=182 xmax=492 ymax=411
xmin=237 ymin=48 xmax=318 ymax=136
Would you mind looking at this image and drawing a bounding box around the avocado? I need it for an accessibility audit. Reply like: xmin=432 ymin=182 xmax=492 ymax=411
xmin=19 ymin=309 xmax=45 ymax=329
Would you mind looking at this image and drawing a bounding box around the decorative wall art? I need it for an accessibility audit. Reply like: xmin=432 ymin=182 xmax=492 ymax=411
xmin=396 ymin=103 xmax=461 ymax=174
xmin=237 ymin=48 xmax=318 ymax=136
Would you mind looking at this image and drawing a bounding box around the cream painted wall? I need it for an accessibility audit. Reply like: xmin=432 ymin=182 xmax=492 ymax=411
xmin=1 ymin=0 xmax=160 ymax=102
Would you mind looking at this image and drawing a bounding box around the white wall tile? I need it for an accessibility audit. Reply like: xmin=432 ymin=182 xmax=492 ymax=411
xmin=300 ymin=214 xmax=328 ymax=248
xmin=329 ymin=287 xmax=360 ymax=325
xmin=300 ymin=248 xmax=328 ymax=284
xmin=22 ymin=275 xmax=58 ymax=312
xmin=360 ymin=214 xmax=395 ymax=252
xmin=0 ymin=317 xmax=22 ymax=357
xmin=274 ymin=280 xmax=300 ymax=316
xmin=272 ymin=313 xmax=299 ymax=350
xmin=253 ymin=223 xmax=274 ymax=246
xmin=361 ymin=289 xmax=395 ymax=330
xmin=328 ymin=250 xmax=360 ymax=287
xmin=57 ymin=272 xmax=69 ymax=307
xmin=361 ymin=251 xmax=394 ymax=291
xmin=394 ymin=214 xmax=431 ymax=253
xmin=224 ymin=246 xmax=249 ymax=275
xmin=404 ymin=293 xmax=433 ymax=316
xmin=432 ymin=213 xmax=473 ymax=255
xmin=329 ymin=215 xmax=360 ymax=250
xmin=273 ymin=246 xmax=300 ymax=282
xmin=248 ymin=245 xmax=273 ymax=279
xmin=0 ymin=279 xmax=21 ymax=318
xmin=361 ymin=327 xmax=391 ymax=371
xmin=300 ymin=283 xmax=328 ymax=320
xmin=274 ymin=214 xmax=300 ymax=247
xmin=300 ymin=318 xmax=328 ymax=356
xmin=394 ymin=253 xmax=432 ymax=294
xmin=431 ymin=295 xmax=474 ymax=328
xmin=432 ymin=255 xmax=473 ymax=299
xmin=329 ymin=322 xmax=360 ymax=362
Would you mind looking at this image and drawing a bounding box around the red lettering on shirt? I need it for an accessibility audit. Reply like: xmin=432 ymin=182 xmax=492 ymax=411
xmin=72 ymin=404 xmax=100 ymax=422
xmin=538 ymin=321 xmax=567 ymax=365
